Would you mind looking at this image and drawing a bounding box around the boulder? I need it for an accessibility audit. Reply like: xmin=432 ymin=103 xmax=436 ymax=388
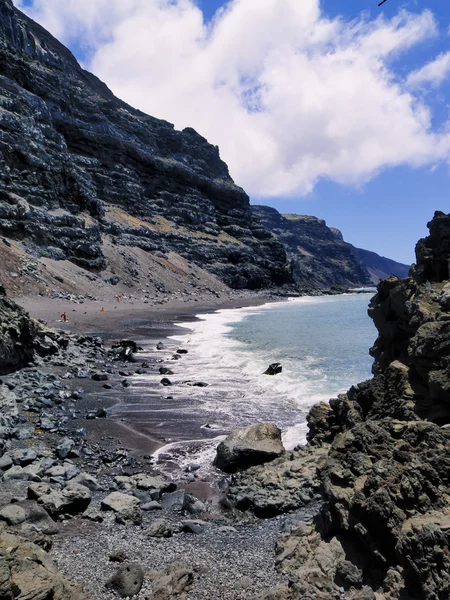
xmin=159 ymin=367 xmax=174 ymax=375
xmin=55 ymin=438 xmax=76 ymax=460
xmin=105 ymin=563 xmax=144 ymax=598
xmin=147 ymin=563 xmax=194 ymax=600
xmin=0 ymin=531 xmax=88 ymax=599
xmin=160 ymin=378 xmax=173 ymax=386
xmin=214 ymin=423 xmax=285 ymax=473
xmin=11 ymin=449 xmax=37 ymax=466
xmin=146 ymin=518 xmax=173 ymax=538
xmin=3 ymin=466 xmax=30 ymax=481
xmin=37 ymin=483 xmax=91 ymax=517
xmin=0 ymin=505 xmax=27 ymax=526
xmin=264 ymin=362 xmax=282 ymax=375
xmin=160 ymin=490 xmax=187 ymax=511
xmin=101 ymin=492 xmax=142 ymax=525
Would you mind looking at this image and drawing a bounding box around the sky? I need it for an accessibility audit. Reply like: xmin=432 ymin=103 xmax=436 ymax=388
xmin=13 ymin=0 xmax=450 ymax=264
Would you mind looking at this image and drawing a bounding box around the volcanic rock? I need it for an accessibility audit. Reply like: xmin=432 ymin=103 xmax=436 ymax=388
xmin=214 ymin=423 xmax=285 ymax=473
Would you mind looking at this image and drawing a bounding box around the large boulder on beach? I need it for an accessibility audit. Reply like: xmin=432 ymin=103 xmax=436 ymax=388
xmin=0 ymin=531 xmax=89 ymax=599
xmin=105 ymin=563 xmax=144 ymax=597
xmin=214 ymin=423 xmax=285 ymax=473
xmin=101 ymin=492 xmax=142 ymax=525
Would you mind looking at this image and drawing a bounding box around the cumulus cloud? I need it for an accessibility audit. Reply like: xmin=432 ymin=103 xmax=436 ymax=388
xmin=406 ymin=51 xmax=450 ymax=89
xmin=14 ymin=0 xmax=450 ymax=197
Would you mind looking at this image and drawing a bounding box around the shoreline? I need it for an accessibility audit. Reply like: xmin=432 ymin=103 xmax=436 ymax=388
xmin=13 ymin=290 xmax=376 ymax=471
xmin=13 ymin=291 xmax=288 ymax=469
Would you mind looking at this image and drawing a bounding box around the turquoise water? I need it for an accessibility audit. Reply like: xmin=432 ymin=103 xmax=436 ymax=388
xmin=163 ymin=293 xmax=377 ymax=451
xmin=145 ymin=293 xmax=378 ymax=476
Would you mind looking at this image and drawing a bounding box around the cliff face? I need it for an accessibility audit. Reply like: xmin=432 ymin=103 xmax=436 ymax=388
xmin=252 ymin=205 xmax=410 ymax=289
xmin=0 ymin=0 xmax=290 ymax=291
xmin=252 ymin=206 xmax=372 ymax=290
xmin=303 ymin=211 xmax=450 ymax=599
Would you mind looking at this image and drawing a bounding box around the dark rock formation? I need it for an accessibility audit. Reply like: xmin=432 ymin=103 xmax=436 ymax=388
xmin=264 ymin=362 xmax=282 ymax=375
xmin=0 ymin=285 xmax=63 ymax=374
xmin=234 ymin=211 xmax=450 ymax=600
xmin=0 ymin=0 xmax=290 ymax=290
xmin=252 ymin=205 xmax=409 ymax=289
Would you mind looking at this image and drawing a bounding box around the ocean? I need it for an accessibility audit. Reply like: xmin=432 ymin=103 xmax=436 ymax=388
xmin=149 ymin=292 xmax=377 ymax=476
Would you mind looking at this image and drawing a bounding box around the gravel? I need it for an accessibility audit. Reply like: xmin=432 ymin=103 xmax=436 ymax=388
xmin=49 ymin=507 xmax=314 ymax=599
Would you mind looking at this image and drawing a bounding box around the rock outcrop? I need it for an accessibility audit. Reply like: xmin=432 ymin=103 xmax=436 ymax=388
xmin=0 ymin=285 xmax=64 ymax=374
xmin=234 ymin=211 xmax=450 ymax=600
xmin=252 ymin=205 xmax=409 ymax=289
xmin=0 ymin=0 xmax=290 ymax=291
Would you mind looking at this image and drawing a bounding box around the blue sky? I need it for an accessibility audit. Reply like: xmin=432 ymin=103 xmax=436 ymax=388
xmin=15 ymin=0 xmax=450 ymax=264
xmin=200 ymin=0 xmax=449 ymax=262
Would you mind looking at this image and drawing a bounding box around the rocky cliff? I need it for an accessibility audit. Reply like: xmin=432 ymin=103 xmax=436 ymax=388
xmin=252 ymin=205 xmax=409 ymax=290
xmin=231 ymin=211 xmax=450 ymax=600
xmin=0 ymin=0 xmax=290 ymax=293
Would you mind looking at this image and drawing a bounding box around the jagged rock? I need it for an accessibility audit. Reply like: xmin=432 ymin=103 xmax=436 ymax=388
xmin=82 ymin=506 xmax=103 ymax=523
xmin=0 ymin=454 xmax=12 ymax=471
xmin=180 ymin=520 xmax=211 ymax=534
xmin=10 ymin=449 xmax=37 ymax=466
xmin=251 ymin=212 xmax=450 ymax=600
xmin=3 ymin=466 xmax=30 ymax=481
xmin=214 ymin=423 xmax=285 ymax=473
xmin=0 ymin=531 xmax=89 ymax=599
xmin=71 ymin=473 xmax=103 ymax=492
xmin=0 ymin=288 xmax=60 ymax=374
xmin=105 ymin=563 xmax=144 ymax=598
xmin=147 ymin=563 xmax=194 ymax=600
xmin=228 ymin=445 xmax=327 ymax=517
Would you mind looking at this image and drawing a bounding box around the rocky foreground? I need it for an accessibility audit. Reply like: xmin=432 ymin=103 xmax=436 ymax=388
xmin=0 ymin=211 xmax=449 ymax=600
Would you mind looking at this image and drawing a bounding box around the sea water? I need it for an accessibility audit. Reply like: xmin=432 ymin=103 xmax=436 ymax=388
xmin=152 ymin=293 xmax=377 ymax=475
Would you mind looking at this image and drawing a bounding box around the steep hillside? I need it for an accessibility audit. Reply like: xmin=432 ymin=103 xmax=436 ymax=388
xmin=0 ymin=0 xmax=290 ymax=294
xmin=252 ymin=206 xmax=372 ymax=290
xmin=349 ymin=244 xmax=409 ymax=282
xmin=253 ymin=205 xmax=409 ymax=289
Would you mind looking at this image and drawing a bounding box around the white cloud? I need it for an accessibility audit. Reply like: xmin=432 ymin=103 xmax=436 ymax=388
xmin=406 ymin=51 xmax=450 ymax=89
xmin=13 ymin=0 xmax=450 ymax=197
